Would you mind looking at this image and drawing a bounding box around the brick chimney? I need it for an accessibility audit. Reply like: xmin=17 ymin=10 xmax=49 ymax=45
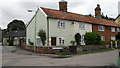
xmin=95 ymin=4 xmax=101 ymax=19
xmin=59 ymin=0 xmax=67 ymax=12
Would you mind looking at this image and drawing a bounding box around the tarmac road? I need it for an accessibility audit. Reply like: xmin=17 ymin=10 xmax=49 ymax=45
xmin=2 ymin=46 xmax=119 ymax=67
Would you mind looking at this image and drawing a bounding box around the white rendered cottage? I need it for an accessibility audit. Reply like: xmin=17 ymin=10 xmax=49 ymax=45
xmin=26 ymin=0 xmax=92 ymax=46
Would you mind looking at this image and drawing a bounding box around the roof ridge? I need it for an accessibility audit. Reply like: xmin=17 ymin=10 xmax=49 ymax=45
xmin=40 ymin=7 xmax=120 ymax=27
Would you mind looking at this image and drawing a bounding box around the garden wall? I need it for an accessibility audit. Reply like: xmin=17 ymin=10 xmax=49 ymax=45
xmin=21 ymin=43 xmax=60 ymax=54
xmin=77 ymin=45 xmax=106 ymax=52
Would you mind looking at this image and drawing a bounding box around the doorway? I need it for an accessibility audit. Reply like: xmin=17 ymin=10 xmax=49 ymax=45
xmin=51 ymin=37 xmax=56 ymax=46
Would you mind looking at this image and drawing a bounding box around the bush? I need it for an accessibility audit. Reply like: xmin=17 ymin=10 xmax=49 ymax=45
xmin=70 ymin=40 xmax=75 ymax=45
xmin=99 ymin=40 xmax=105 ymax=45
xmin=38 ymin=29 xmax=46 ymax=46
xmin=84 ymin=32 xmax=101 ymax=45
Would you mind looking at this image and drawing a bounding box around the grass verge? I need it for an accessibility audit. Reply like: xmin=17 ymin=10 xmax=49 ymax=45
xmin=77 ymin=48 xmax=115 ymax=55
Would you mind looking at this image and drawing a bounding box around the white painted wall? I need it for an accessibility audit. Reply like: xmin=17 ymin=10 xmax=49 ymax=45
xmin=26 ymin=8 xmax=47 ymax=46
xmin=49 ymin=18 xmax=92 ymax=46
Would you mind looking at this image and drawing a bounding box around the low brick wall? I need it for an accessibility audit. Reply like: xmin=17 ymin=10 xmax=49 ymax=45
xmin=77 ymin=45 xmax=106 ymax=52
xmin=21 ymin=43 xmax=60 ymax=54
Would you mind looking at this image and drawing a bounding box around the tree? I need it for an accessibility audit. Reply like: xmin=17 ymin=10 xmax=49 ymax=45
xmin=2 ymin=29 xmax=7 ymax=38
xmin=7 ymin=19 xmax=25 ymax=31
xmin=74 ymin=33 xmax=81 ymax=45
xmin=38 ymin=29 xmax=46 ymax=46
xmin=84 ymin=32 xmax=101 ymax=45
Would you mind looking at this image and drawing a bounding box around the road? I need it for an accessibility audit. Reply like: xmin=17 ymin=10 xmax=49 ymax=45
xmin=2 ymin=46 xmax=119 ymax=66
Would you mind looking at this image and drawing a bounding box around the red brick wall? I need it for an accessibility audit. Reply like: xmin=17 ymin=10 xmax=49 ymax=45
xmin=92 ymin=24 xmax=118 ymax=44
xmin=21 ymin=43 xmax=60 ymax=54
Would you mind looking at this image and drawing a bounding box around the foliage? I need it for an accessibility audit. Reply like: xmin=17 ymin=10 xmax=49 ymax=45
xmin=7 ymin=19 xmax=26 ymax=31
xmin=38 ymin=29 xmax=46 ymax=46
xmin=57 ymin=51 xmax=71 ymax=55
xmin=84 ymin=32 xmax=101 ymax=45
xmin=101 ymin=13 xmax=115 ymax=21
xmin=7 ymin=38 xmax=14 ymax=46
xmin=2 ymin=29 xmax=7 ymax=38
xmin=75 ymin=33 xmax=81 ymax=45
xmin=70 ymin=40 xmax=75 ymax=45
xmin=28 ymin=39 xmax=34 ymax=45
xmin=88 ymin=14 xmax=94 ymax=17
xmin=87 ymin=13 xmax=115 ymax=21
xmin=99 ymin=40 xmax=105 ymax=45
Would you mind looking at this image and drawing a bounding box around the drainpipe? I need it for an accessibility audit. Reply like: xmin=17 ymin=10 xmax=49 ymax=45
xmin=47 ymin=17 xmax=49 ymax=46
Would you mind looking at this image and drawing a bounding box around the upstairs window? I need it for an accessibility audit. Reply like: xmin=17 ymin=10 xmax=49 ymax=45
xmin=98 ymin=25 xmax=104 ymax=31
xmin=58 ymin=19 xmax=65 ymax=28
xmin=111 ymin=27 xmax=115 ymax=32
xmin=117 ymin=28 xmax=120 ymax=32
xmin=79 ymin=23 xmax=85 ymax=30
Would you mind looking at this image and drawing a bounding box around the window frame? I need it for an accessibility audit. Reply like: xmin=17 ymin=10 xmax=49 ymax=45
xmin=111 ymin=36 xmax=116 ymax=40
xmin=79 ymin=22 xmax=85 ymax=30
xmin=58 ymin=37 xmax=64 ymax=45
xmin=101 ymin=36 xmax=105 ymax=40
xmin=57 ymin=19 xmax=65 ymax=28
xmin=117 ymin=28 xmax=120 ymax=32
xmin=111 ymin=27 xmax=115 ymax=32
xmin=98 ymin=25 xmax=104 ymax=31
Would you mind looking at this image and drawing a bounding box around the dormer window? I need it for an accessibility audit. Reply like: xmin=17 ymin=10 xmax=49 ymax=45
xmin=98 ymin=25 xmax=104 ymax=31
xmin=57 ymin=19 xmax=65 ymax=28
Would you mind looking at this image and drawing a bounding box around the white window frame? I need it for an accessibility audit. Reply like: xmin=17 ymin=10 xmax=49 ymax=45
xmin=111 ymin=27 xmax=115 ymax=32
xmin=101 ymin=36 xmax=105 ymax=40
xmin=111 ymin=37 xmax=116 ymax=40
xmin=58 ymin=37 xmax=64 ymax=45
xmin=98 ymin=25 xmax=104 ymax=31
xmin=81 ymin=35 xmax=85 ymax=43
xmin=79 ymin=23 xmax=85 ymax=30
xmin=57 ymin=19 xmax=65 ymax=28
xmin=117 ymin=28 xmax=120 ymax=32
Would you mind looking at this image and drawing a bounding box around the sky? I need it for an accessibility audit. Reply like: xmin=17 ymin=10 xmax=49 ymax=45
xmin=0 ymin=0 xmax=120 ymax=29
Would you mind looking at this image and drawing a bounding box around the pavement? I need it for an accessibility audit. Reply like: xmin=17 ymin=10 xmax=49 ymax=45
xmin=2 ymin=46 xmax=120 ymax=67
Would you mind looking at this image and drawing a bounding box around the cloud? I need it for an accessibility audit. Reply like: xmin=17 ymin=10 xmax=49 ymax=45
xmin=0 ymin=0 xmax=120 ymax=29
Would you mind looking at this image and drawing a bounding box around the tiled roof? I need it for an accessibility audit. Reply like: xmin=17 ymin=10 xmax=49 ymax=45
xmin=41 ymin=7 xmax=120 ymax=27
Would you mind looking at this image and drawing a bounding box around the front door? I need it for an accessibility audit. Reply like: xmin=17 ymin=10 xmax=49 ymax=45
xmin=51 ymin=37 xmax=56 ymax=46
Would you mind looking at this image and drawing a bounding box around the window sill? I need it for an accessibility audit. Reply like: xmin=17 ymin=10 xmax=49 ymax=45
xmin=98 ymin=30 xmax=104 ymax=31
xmin=57 ymin=27 xmax=65 ymax=29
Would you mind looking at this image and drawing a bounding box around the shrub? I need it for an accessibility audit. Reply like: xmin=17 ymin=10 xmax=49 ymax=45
xmin=84 ymin=32 xmax=101 ymax=45
xmin=38 ymin=29 xmax=46 ymax=46
xmin=70 ymin=40 xmax=75 ymax=45
xmin=99 ymin=40 xmax=105 ymax=45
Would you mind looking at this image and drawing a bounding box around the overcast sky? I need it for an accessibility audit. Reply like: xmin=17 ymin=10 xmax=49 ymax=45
xmin=0 ymin=0 xmax=120 ymax=29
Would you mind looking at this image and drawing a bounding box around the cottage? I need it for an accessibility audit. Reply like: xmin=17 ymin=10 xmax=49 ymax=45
xmin=3 ymin=30 xmax=26 ymax=46
xmin=26 ymin=0 xmax=120 ymax=46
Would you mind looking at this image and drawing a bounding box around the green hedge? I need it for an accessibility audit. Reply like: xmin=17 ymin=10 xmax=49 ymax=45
xmin=84 ymin=32 xmax=101 ymax=45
